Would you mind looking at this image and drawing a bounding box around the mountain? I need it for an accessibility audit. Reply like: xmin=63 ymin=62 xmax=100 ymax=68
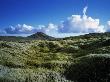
xmin=63 ymin=32 xmax=110 ymax=40
xmin=0 ymin=32 xmax=56 ymax=41
xmin=28 ymin=32 xmax=55 ymax=40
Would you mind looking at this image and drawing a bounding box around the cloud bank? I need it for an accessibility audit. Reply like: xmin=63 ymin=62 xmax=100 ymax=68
xmin=58 ymin=6 xmax=105 ymax=33
xmin=1 ymin=6 xmax=110 ymax=36
xmin=5 ymin=24 xmax=34 ymax=34
xmin=58 ymin=15 xmax=105 ymax=33
xmin=105 ymin=21 xmax=110 ymax=32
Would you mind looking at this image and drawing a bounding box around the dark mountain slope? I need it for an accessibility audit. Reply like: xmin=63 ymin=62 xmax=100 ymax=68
xmin=27 ymin=32 xmax=55 ymax=40
xmin=63 ymin=32 xmax=110 ymax=40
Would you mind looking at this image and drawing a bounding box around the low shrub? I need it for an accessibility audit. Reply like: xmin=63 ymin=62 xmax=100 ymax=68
xmin=64 ymin=54 xmax=110 ymax=82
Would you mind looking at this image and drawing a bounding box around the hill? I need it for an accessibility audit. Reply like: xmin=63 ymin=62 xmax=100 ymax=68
xmin=64 ymin=32 xmax=110 ymax=40
xmin=0 ymin=32 xmax=56 ymax=41
xmin=28 ymin=32 xmax=55 ymax=40
xmin=0 ymin=32 xmax=110 ymax=82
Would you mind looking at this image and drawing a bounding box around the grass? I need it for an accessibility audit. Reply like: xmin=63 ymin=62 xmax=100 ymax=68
xmin=0 ymin=33 xmax=110 ymax=82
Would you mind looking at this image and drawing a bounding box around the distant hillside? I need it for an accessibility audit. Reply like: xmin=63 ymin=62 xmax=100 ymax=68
xmin=0 ymin=36 xmax=27 ymax=41
xmin=28 ymin=32 xmax=55 ymax=40
xmin=0 ymin=32 xmax=56 ymax=41
xmin=63 ymin=32 xmax=110 ymax=40
xmin=1 ymin=32 xmax=110 ymax=41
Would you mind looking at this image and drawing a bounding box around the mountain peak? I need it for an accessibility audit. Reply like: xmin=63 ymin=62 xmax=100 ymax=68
xmin=35 ymin=32 xmax=47 ymax=36
xmin=28 ymin=32 xmax=55 ymax=40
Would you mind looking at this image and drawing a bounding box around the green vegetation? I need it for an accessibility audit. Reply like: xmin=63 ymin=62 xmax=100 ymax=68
xmin=0 ymin=32 xmax=110 ymax=82
xmin=64 ymin=54 xmax=110 ymax=82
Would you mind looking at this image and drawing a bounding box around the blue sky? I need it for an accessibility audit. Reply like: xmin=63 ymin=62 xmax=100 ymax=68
xmin=0 ymin=0 xmax=110 ymax=37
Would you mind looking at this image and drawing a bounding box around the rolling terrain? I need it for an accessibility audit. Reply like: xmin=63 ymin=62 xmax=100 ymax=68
xmin=0 ymin=32 xmax=110 ymax=82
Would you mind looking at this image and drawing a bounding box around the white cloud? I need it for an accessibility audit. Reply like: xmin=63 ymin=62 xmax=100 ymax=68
xmin=58 ymin=6 xmax=105 ymax=33
xmin=4 ymin=24 xmax=46 ymax=34
xmin=83 ymin=6 xmax=88 ymax=16
xmin=45 ymin=23 xmax=58 ymax=34
xmin=0 ymin=29 xmax=6 ymax=34
xmin=105 ymin=21 xmax=110 ymax=32
xmin=5 ymin=24 xmax=35 ymax=34
xmin=4 ymin=23 xmax=58 ymax=34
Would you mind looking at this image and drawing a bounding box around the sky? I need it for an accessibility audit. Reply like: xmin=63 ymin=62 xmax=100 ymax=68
xmin=0 ymin=0 xmax=110 ymax=37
